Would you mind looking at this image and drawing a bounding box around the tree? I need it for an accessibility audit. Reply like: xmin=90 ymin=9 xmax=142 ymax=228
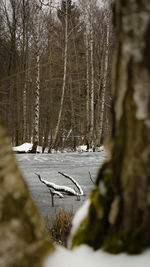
xmin=0 ymin=0 xmax=150 ymax=263
xmin=98 ymin=3 xmax=111 ymax=145
xmin=71 ymin=0 xmax=150 ymax=254
xmin=51 ymin=0 xmax=69 ymax=149
xmin=0 ymin=122 xmax=53 ymax=266
xmin=31 ymin=0 xmax=41 ymax=153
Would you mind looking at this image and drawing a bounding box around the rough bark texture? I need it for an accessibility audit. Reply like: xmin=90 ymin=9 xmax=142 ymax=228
xmin=71 ymin=0 xmax=150 ymax=254
xmin=0 ymin=124 xmax=53 ymax=266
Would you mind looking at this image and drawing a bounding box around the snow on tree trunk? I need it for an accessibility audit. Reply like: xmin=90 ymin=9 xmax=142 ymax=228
xmin=71 ymin=0 xmax=150 ymax=254
xmin=0 ymin=123 xmax=53 ymax=266
xmin=32 ymin=0 xmax=40 ymax=153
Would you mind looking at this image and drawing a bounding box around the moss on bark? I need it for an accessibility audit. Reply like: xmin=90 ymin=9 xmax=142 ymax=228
xmin=0 ymin=124 xmax=54 ymax=266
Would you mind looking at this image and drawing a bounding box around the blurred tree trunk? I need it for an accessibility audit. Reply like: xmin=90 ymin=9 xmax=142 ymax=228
xmin=0 ymin=122 xmax=53 ymax=266
xmin=71 ymin=0 xmax=150 ymax=254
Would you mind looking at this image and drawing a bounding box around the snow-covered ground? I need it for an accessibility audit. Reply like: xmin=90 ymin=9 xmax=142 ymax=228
xmin=13 ymin=142 xmax=105 ymax=153
xmin=13 ymin=142 xmax=43 ymax=153
xmin=44 ymin=197 xmax=150 ymax=266
xmin=44 ymin=245 xmax=150 ymax=267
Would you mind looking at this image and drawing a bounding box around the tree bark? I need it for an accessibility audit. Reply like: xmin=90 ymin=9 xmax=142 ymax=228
xmin=71 ymin=0 xmax=150 ymax=254
xmin=0 ymin=123 xmax=53 ymax=266
xmin=84 ymin=10 xmax=90 ymax=147
xmin=99 ymin=11 xmax=110 ymax=145
xmin=89 ymin=0 xmax=95 ymax=150
xmin=52 ymin=0 xmax=68 ymax=148
xmin=32 ymin=0 xmax=40 ymax=153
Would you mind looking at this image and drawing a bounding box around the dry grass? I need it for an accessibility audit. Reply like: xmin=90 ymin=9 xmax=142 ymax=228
xmin=45 ymin=208 xmax=74 ymax=247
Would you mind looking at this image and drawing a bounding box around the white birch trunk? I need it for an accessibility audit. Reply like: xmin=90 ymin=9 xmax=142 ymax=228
xmin=23 ymin=78 xmax=27 ymax=141
xmin=52 ymin=1 xmax=68 ymax=148
xmin=89 ymin=0 xmax=95 ymax=150
xmin=84 ymin=14 xmax=90 ymax=143
xmin=32 ymin=0 xmax=40 ymax=152
xmin=99 ymin=13 xmax=110 ymax=144
xmin=22 ymin=0 xmax=27 ymax=143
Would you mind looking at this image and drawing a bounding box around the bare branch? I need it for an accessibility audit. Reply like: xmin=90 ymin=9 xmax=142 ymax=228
xmin=58 ymin=171 xmax=84 ymax=196
xmin=35 ymin=173 xmax=78 ymax=196
xmin=89 ymin=171 xmax=95 ymax=185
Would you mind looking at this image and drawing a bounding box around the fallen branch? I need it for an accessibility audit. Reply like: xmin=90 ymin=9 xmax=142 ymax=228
xmin=58 ymin=171 xmax=84 ymax=196
xmin=51 ymin=190 xmax=64 ymax=198
xmin=35 ymin=173 xmax=78 ymax=196
xmin=48 ymin=189 xmax=64 ymax=207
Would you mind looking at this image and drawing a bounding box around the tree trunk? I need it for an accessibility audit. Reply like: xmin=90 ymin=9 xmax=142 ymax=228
xmin=83 ymin=7 xmax=90 ymax=149
xmin=89 ymin=0 xmax=95 ymax=150
xmin=0 ymin=123 xmax=53 ymax=266
xmin=52 ymin=0 xmax=68 ymax=148
xmin=99 ymin=12 xmax=110 ymax=145
xmin=32 ymin=0 xmax=40 ymax=153
xmin=71 ymin=0 xmax=150 ymax=254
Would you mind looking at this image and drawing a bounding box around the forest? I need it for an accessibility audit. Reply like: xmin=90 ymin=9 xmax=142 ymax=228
xmin=0 ymin=0 xmax=150 ymax=266
xmin=0 ymin=0 xmax=113 ymax=152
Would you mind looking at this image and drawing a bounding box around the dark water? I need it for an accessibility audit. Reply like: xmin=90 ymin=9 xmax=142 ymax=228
xmin=16 ymin=152 xmax=106 ymax=220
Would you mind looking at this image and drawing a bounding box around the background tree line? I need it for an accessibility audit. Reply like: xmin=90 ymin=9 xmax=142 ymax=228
xmin=0 ymin=0 xmax=113 ymax=151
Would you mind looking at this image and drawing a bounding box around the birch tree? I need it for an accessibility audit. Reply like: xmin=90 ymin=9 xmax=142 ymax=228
xmin=31 ymin=0 xmax=41 ymax=153
xmin=84 ymin=12 xmax=90 ymax=147
xmin=80 ymin=0 xmax=96 ymax=150
xmin=21 ymin=0 xmax=30 ymax=143
xmin=52 ymin=0 xmax=69 ymax=149
xmin=99 ymin=6 xmax=110 ymax=145
xmin=89 ymin=0 xmax=95 ymax=150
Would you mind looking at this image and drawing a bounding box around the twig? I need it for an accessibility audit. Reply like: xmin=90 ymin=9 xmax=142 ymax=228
xmin=89 ymin=171 xmax=95 ymax=185
xmin=49 ymin=189 xmax=54 ymax=207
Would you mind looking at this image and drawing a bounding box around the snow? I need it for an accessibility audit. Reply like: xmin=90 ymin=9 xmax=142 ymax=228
xmin=37 ymin=174 xmax=79 ymax=196
xmin=13 ymin=142 xmax=33 ymax=152
xmin=58 ymin=172 xmax=84 ymax=195
xmin=44 ymin=245 xmax=150 ymax=267
xmin=13 ymin=143 xmax=105 ymax=154
xmin=77 ymin=145 xmax=105 ymax=152
xmin=13 ymin=142 xmax=43 ymax=153
xmin=68 ymin=199 xmax=90 ymax=248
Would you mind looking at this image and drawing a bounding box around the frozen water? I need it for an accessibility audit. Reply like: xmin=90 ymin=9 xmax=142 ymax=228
xmin=15 ymin=152 xmax=106 ymax=219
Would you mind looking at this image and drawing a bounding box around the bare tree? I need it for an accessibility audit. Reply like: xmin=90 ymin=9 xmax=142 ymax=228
xmin=31 ymin=0 xmax=41 ymax=153
xmin=99 ymin=5 xmax=111 ymax=144
xmin=52 ymin=0 xmax=69 ymax=149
